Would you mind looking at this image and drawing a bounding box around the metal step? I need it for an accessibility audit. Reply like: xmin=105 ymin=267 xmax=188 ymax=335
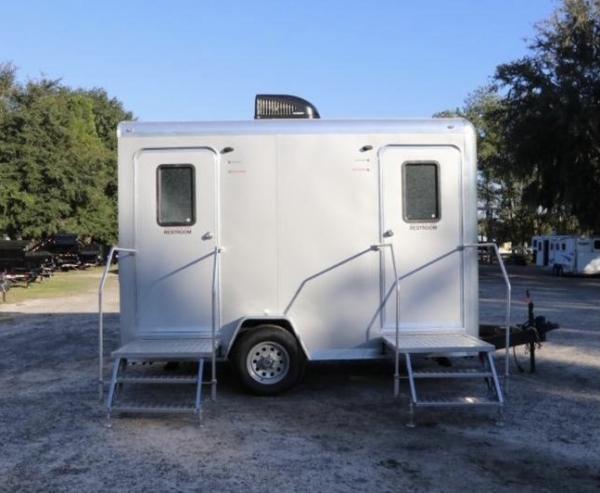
xmin=411 ymin=368 xmax=494 ymax=379
xmin=112 ymin=338 xmax=218 ymax=360
xmin=110 ymin=404 xmax=197 ymax=414
xmin=401 ymin=351 xmax=504 ymax=426
xmin=106 ymin=354 xmax=209 ymax=425
xmin=382 ymin=332 xmax=495 ymax=354
xmin=415 ymin=395 xmax=502 ymax=408
xmin=116 ymin=375 xmax=199 ymax=384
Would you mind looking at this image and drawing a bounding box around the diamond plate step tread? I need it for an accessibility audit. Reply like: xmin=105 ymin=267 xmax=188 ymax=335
xmin=112 ymin=339 xmax=218 ymax=359
xmin=414 ymin=396 xmax=502 ymax=407
xmin=110 ymin=404 xmax=197 ymax=414
xmin=412 ymin=368 xmax=494 ymax=379
xmin=382 ymin=333 xmax=495 ymax=354
xmin=117 ymin=376 xmax=199 ymax=384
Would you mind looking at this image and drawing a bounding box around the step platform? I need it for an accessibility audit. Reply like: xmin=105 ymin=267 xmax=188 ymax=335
xmin=382 ymin=331 xmax=495 ymax=354
xmin=381 ymin=331 xmax=503 ymax=426
xmin=106 ymin=338 xmax=219 ymax=426
xmin=112 ymin=338 xmax=217 ymax=360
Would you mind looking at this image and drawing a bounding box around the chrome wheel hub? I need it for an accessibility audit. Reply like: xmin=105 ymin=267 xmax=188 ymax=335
xmin=246 ymin=341 xmax=290 ymax=384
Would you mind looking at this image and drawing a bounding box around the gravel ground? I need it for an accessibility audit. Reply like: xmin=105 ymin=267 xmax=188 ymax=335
xmin=0 ymin=265 xmax=598 ymax=492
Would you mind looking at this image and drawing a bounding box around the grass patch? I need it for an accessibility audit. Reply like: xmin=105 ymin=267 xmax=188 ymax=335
xmin=1 ymin=267 xmax=117 ymax=305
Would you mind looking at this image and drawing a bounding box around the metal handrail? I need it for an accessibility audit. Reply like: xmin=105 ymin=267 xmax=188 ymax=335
xmin=98 ymin=246 xmax=136 ymax=401
xmin=371 ymin=243 xmax=401 ymax=396
xmin=464 ymin=242 xmax=512 ymax=393
xmin=210 ymin=246 xmax=221 ymax=400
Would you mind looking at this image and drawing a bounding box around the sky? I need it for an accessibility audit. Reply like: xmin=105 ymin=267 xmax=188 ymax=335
xmin=1 ymin=0 xmax=560 ymax=121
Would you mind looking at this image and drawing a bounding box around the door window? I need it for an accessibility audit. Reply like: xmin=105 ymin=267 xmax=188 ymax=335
xmin=403 ymin=162 xmax=440 ymax=221
xmin=157 ymin=165 xmax=196 ymax=226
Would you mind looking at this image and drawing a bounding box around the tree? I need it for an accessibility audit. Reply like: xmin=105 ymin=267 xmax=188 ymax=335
xmin=77 ymin=88 xmax=134 ymax=232
xmin=0 ymin=62 xmax=17 ymax=118
xmin=494 ymin=0 xmax=600 ymax=234
xmin=435 ymin=87 xmax=538 ymax=245
xmin=0 ymin=66 xmax=134 ymax=243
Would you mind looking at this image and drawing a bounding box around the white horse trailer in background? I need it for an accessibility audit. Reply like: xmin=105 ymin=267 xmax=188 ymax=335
xmin=533 ymin=235 xmax=600 ymax=275
xmin=100 ymin=95 xmax=507 ymax=424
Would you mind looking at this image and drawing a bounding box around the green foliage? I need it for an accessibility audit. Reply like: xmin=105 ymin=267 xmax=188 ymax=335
xmin=494 ymin=0 xmax=600 ymax=234
xmin=437 ymin=0 xmax=600 ymax=242
xmin=435 ymin=87 xmax=538 ymax=244
xmin=0 ymin=67 xmax=133 ymax=243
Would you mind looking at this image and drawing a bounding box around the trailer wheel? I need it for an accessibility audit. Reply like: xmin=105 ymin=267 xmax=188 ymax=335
xmin=232 ymin=325 xmax=305 ymax=395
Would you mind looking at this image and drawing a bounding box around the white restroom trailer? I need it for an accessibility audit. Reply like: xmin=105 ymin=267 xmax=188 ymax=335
xmin=102 ymin=96 xmax=505 ymax=421
xmin=533 ymin=235 xmax=600 ymax=275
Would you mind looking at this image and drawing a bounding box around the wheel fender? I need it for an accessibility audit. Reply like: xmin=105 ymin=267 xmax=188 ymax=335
xmin=225 ymin=317 xmax=308 ymax=360
xmin=230 ymin=323 xmax=307 ymax=395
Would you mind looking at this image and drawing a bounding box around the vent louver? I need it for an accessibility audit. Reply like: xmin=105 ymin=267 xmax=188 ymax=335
xmin=254 ymin=94 xmax=320 ymax=119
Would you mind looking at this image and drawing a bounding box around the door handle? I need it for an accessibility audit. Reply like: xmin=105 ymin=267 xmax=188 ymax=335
xmin=202 ymin=232 xmax=214 ymax=240
xmin=383 ymin=229 xmax=394 ymax=238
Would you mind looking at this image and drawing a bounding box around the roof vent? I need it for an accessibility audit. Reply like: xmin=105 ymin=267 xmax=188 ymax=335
xmin=254 ymin=94 xmax=320 ymax=119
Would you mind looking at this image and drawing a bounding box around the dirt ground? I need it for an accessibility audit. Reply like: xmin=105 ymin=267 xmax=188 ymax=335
xmin=0 ymin=265 xmax=598 ymax=492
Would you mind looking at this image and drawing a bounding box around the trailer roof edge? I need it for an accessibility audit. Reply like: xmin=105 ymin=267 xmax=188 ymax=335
xmin=117 ymin=118 xmax=472 ymax=138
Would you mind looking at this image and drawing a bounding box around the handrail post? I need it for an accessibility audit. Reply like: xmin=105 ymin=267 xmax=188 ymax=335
xmin=98 ymin=246 xmax=136 ymax=402
xmin=464 ymin=242 xmax=512 ymax=394
xmin=390 ymin=246 xmax=400 ymax=397
xmin=210 ymin=246 xmax=220 ymax=400
xmin=371 ymin=243 xmax=400 ymax=395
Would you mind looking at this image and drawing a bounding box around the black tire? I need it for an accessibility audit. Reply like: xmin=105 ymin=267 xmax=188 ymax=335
xmin=231 ymin=325 xmax=305 ymax=395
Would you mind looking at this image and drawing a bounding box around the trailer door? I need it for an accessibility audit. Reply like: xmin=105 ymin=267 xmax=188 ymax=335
xmin=380 ymin=146 xmax=464 ymax=332
xmin=134 ymin=148 xmax=218 ymax=336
